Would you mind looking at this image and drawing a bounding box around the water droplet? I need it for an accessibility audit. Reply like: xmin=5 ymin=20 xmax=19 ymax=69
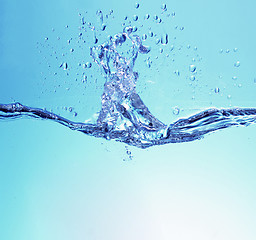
xmin=144 ymin=14 xmax=150 ymax=20
xmin=157 ymin=18 xmax=162 ymax=23
xmin=153 ymin=15 xmax=158 ymax=20
xmin=101 ymin=24 xmax=106 ymax=31
xmin=82 ymin=75 xmax=87 ymax=83
xmin=219 ymin=49 xmax=223 ymax=53
xmin=160 ymin=34 xmax=168 ymax=45
xmin=146 ymin=60 xmax=152 ymax=68
xmin=190 ymin=75 xmax=196 ymax=81
xmin=86 ymin=62 xmax=92 ymax=68
xmin=174 ymin=70 xmax=180 ymax=76
xmin=70 ymin=48 xmax=74 ymax=52
xmin=81 ymin=17 xmax=85 ymax=25
xmin=227 ymin=95 xmax=231 ymax=99
xmin=133 ymin=26 xmax=137 ymax=32
xmin=215 ymin=87 xmax=220 ymax=93
xmin=73 ymin=112 xmax=78 ymax=117
xmin=173 ymin=107 xmax=180 ymax=115
xmin=161 ymin=3 xmax=167 ymax=11
xmin=45 ymin=37 xmax=48 ymax=41
xmin=233 ymin=48 xmax=238 ymax=52
xmin=134 ymin=3 xmax=139 ymax=9
xmin=149 ymin=31 xmax=154 ymax=37
xmin=142 ymin=34 xmax=147 ymax=40
xmin=94 ymin=36 xmax=98 ymax=44
xmin=189 ymin=64 xmax=196 ymax=72
xmin=226 ymin=49 xmax=230 ymax=53
xmin=180 ymin=26 xmax=184 ymax=31
xmin=232 ymin=76 xmax=237 ymax=80
xmin=69 ymin=107 xmax=73 ymax=112
xmin=234 ymin=61 xmax=240 ymax=67
xmin=133 ymin=15 xmax=138 ymax=21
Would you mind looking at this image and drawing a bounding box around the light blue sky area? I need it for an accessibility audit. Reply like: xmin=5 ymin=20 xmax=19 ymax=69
xmin=0 ymin=0 xmax=256 ymax=239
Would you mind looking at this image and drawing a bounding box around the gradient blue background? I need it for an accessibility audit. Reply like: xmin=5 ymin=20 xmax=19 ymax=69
xmin=0 ymin=0 xmax=256 ymax=239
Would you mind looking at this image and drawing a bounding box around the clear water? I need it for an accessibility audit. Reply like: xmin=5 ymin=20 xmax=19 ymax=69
xmin=1 ymin=0 xmax=256 ymax=239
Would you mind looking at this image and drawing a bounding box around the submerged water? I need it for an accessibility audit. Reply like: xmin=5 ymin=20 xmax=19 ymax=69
xmin=1 ymin=1 xmax=256 ymax=240
xmin=0 ymin=26 xmax=255 ymax=148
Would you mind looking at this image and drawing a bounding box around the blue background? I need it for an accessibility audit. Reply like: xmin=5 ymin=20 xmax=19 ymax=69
xmin=0 ymin=0 xmax=256 ymax=239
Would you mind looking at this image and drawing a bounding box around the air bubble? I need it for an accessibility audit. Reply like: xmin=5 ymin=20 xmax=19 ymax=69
xmin=133 ymin=26 xmax=137 ymax=32
xmin=226 ymin=49 xmax=230 ymax=53
xmin=153 ymin=15 xmax=158 ymax=20
xmin=189 ymin=65 xmax=196 ymax=72
xmin=180 ymin=26 xmax=184 ymax=31
xmin=232 ymin=76 xmax=237 ymax=80
xmin=149 ymin=31 xmax=154 ymax=37
xmin=233 ymin=48 xmax=238 ymax=52
xmin=227 ymin=95 xmax=231 ymax=99
xmin=234 ymin=61 xmax=240 ymax=67
xmin=70 ymin=48 xmax=74 ymax=52
xmin=69 ymin=107 xmax=73 ymax=112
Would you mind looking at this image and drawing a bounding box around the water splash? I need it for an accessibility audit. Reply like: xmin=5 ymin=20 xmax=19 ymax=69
xmin=0 ymin=27 xmax=256 ymax=148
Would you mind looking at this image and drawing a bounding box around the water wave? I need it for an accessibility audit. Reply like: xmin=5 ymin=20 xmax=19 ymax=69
xmin=1 ymin=27 xmax=255 ymax=148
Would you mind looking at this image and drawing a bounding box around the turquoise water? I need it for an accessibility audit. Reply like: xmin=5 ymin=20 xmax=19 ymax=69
xmin=1 ymin=0 xmax=256 ymax=239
